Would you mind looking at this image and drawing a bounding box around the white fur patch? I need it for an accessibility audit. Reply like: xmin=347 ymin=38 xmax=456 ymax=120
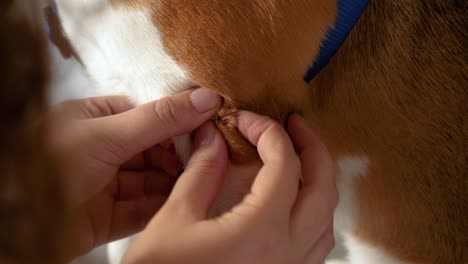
xmin=331 ymin=156 xmax=407 ymax=264
xmin=344 ymin=234 xmax=410 ymax=264
xmin=55 ymin=1 xmax=191 ymax=104
xmin=47 ymin=43 xmax=97 ymax=105
xmin=334 ymin=156 xmax=369 ymax=232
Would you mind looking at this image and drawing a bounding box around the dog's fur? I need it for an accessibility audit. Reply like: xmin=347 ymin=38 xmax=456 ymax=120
xmin=52 ymin=0 xmax=466 ymax=263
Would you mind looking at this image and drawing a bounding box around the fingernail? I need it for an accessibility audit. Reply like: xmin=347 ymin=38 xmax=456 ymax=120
xmin=190 ymin=88 xmax=220 ymax=113
xmin=200 ymin=122 xmax=216 ymax=145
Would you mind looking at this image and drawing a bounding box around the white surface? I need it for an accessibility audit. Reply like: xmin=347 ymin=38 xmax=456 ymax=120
xmin=54 ymin=1 xmax=191 ymax=105
xmin=48 ymin=43 xmax=97 ymax=104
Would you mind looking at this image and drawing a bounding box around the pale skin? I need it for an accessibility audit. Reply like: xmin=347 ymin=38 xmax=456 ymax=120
xmin=48 ymin=88 xmax=338 ymax=263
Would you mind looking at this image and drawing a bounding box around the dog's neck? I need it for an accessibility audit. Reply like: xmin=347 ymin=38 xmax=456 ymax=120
xmin=305 ymin=0 xmax=369 ymax=82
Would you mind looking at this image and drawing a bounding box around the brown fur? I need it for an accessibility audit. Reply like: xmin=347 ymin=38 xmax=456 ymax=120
xmin=146 ymin=0 xmax=337 ymax=162
xmin=0 ymin=1 xmax=66 ymax=263
xmin=313 ymin=2 xmax=467 ymax=262
xmin=144 ymin=0 xmax=466 ymax=263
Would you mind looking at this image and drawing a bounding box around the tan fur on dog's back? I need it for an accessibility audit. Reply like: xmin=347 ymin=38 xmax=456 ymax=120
xmin=309 ymin=1 xmax=466 ymax=262
xmin=145 ymin=0 xmax=337 ymax=161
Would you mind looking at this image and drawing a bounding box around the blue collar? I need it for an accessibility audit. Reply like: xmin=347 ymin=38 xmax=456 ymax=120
xmin=304 ymin=0 xmax=369 ymax=83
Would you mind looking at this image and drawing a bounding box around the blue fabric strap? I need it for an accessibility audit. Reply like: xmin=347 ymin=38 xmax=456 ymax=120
xmin=304 ymin=0 xmax=369 ymax=83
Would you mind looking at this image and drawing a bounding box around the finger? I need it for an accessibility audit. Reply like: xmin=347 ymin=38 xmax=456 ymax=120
xmin=144 ymin=145 xmax=182 ymax=177
xmin=287 ymin=114 xmax=338 ymax=243
xmin=108 ymin=195 xmax=168 ymax=242
xmin=52 ymin=96 xmax=135 ymax=120
xmin=121 ymin=146 xmax=182 ymax=177
xmin=164 ymin=122 xmax=228 ymax=222
xmin=87 ymin=88 xmax=221 ymax=164
xmin=302 ymin=223 xmax=335 ymax=264
xmin=236 ymin=111 xmax=301 ymax=216
xmin=113 ymin=170 xmax=173 ymax=201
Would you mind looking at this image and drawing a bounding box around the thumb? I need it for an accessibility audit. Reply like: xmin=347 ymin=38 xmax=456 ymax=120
xmin=86 ymin=88 xmax=221 ymax=164
xmin=165 ymin=122 xmax=228 ymax=222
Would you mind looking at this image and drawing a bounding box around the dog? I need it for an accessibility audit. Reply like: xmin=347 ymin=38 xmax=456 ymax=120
xmin=50 ymin=0 xmax=466 ymax=263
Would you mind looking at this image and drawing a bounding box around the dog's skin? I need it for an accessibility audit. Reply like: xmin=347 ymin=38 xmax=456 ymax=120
xmin=52 ymin=0 xmax=466 ymax=263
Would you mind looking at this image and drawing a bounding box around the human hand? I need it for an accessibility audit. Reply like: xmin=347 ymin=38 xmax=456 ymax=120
xmin=123 ymin=111 xmax=338 ymax=264
xmin=47 ymin=88 xmax=221 ymax=259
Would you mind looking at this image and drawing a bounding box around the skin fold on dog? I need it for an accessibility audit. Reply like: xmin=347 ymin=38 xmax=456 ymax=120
xmin=52 ymin=0 xmax=466 ymax=263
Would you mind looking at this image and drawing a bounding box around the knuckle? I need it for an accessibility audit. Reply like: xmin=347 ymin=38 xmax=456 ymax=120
xmin=270 ymin=149 xmax=301 ymax=173
xmin=188 ymin=157 xmax=219 ymax=172
xmin=264 ymin=122 xmax=286 ymax=139
xmin=247 ymin=115 xmax=276 ymax=144
xmin=153 ymin=98 xmax=179 ymax=125
xmin=239 ymin=193 xmax=262 ymax=213
xmin=94 ymin=127 xmax=130 ymax=162
xmin=263 ymin=125 xmax=291 ymax=151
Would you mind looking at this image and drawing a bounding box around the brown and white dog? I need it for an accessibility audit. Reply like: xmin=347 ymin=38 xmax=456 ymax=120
xmin=50 ymin=0 xmax=466 ymax=263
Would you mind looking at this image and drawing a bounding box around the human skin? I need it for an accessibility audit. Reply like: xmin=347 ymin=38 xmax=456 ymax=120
xmin=123 ymin=111 xmax=337 ymax=264
xmin=48 ymin=88 xmax=221 ymax=258
xmin=47 ymin=88 xmax=337 ymax=262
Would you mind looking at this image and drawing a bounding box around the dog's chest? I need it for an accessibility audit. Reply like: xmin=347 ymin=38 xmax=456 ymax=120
xmin=58 ymin=5 xmax=191 ymax=104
